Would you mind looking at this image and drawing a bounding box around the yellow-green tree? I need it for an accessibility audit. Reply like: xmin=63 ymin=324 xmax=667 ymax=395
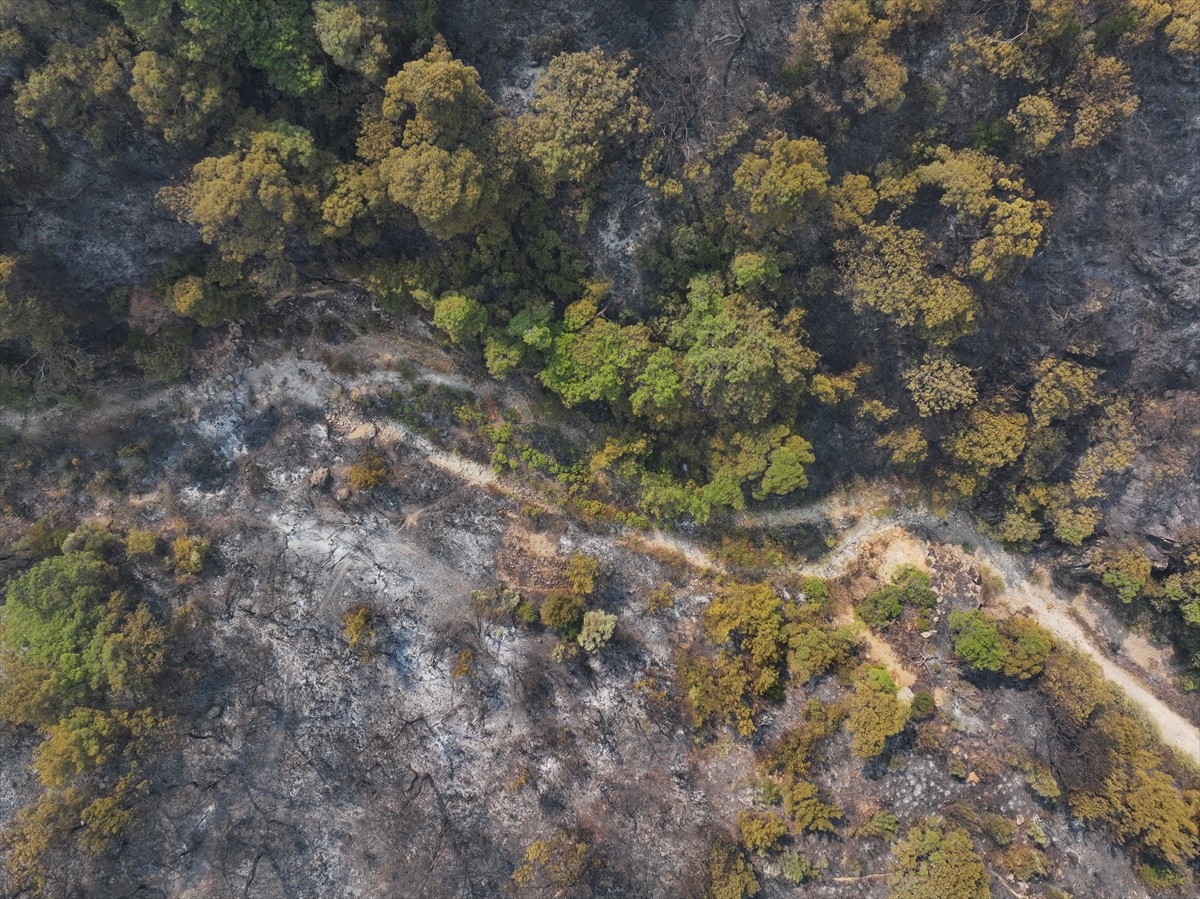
xmin=160 ymin=122 xmax=330 ymax=263
xmin=518 ymin=48 xmax=649 ymax=196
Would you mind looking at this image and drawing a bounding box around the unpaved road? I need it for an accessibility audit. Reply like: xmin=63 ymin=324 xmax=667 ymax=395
xmin=366 ymin=413 xmax=1200 ymax=765
xmin=12 ymin=318 xmax=1197 ymax=767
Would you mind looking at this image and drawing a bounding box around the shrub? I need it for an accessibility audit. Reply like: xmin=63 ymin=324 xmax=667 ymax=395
xmin=982 ymin=813 xmax=1014 ymax=846
xmin=564 ymin=553 xmax=601 ymax=596
xmin=910 ymin=691 xmax=936 ymax=719
xmin=1000 ymin=845 xmax=1045 ymax=880
xmin=949 ymin=610 xmax=1005 ymax=672
xmin=343 ymin=605 xmax=375 ymax=652
xmin=541 ymin=590 xmax=586 ymax=639
xmin=736 ymin=809 xmax=787 ymax=854
xmin=125 ymin=528 xmax=156 ymax=558
xmin=346 ymin=452 xmax=389 ymax=490
xmin=171 ymin=535 xmax=210 ymax=577
xmin=577 ymin=610 xmax=616 ymax=652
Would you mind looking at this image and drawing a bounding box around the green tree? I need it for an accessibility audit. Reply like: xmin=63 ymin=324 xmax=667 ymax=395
xmin=845 ymin=663 xmax=907 ymax=758
xmin=177 ymin=0 xmax=323 ymax=96
xmin=904 ymin=355 xmax=977 ymax=417
xmin=948 ymin=610 xmax=1006 ymax=672
xmin=0 ymin=552 xmax=119 ymax=718
xmin=670 ymin=274 xmax=818 ymax=424
xmin=783 ymin=779 xmax=842 ymax=833
xmin=313 ymin=0 xmax=392 ymax=81
xmin=999 ymin=616 xmax=1053 ymax=680
xmin=577 ymin=610 xmax=616 ymax=652
xmin=432 ymin=292 xmax=487 ymax=343
xmin=841 ymin=222 xmax=977 ymax=341
xmin=130 ymin=49 xmax=235 ymax=145
xmin=737 ymin=810 xmax=787 ymax=854
xmin=519 ymin=48 xmax=649 ymax=196
xmin=731 ymin=132 xmax=830 ymax=237
xmin=890 ymin=820 xmax=990 ymax=899
xmin=160 ymin=122 xmax=330 ymax=263
xmin=540 ymin=591 xmax=586 ymax=639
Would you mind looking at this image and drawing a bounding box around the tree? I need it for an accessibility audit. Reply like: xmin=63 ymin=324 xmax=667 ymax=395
xmin=944 ymin=403 xmax=1028 ymax=487
xmin=519 ymin=48 xmax=649 ymax=195
xmin=845 ymin=663 xmax=907 ymax=757
xmin=904 ymin=355 xmax=976 ymax=417
xmin=948 ymin=610 xmax=1005 ymax=672
xmin=160 ymin=122 xmax=329 ymax=263
xmin=432 ymin=292 xmax=487 ymax=343
xmin=378 ymin=141 xmax=496 ymax=240
xmin=313 ymin=0 xmax=392 ymax=81
xmin=0 ymin=552 xmax=119 ymax=718
xmin=706 ymin=838 xmax=759 ymax=899
xmin=890 ymin=820 xmax=990 ymax=899
xmin=540 ymin=591 xmax=585 ymax=639
xmin=130 ymin=49 xmax=235 ymax=145
xmin=783 ymin=779 xmax=842 ymax=833
xmin=671 ymin=274 xmax=818 ymax=425
xmin=999 ymin=616 xmax=1053 ymax=680
xmin=737 ymin=810 xmax=787 ymax=854
xmin=1029 ymin=357 xmax=1101 ymax=429
xmin=841 ymin=221 xmax=977 ymax=341
xmin=13 ymin=24 xmax=132 ymax=152
xmin=176 ymin=0 xmax=322 ymax=96
xmin=731 ymin=132 xmax=830 ymax=236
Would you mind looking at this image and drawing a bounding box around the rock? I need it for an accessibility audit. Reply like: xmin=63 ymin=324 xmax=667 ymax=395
xmin=921 ymin=630 xmax=936 ymax=639
xmin=347 ymin=422 xmax=377 ymax=441
xmin=966 ymin=772 xmax=980 ymax=785
xmin=309 ymin=467 xmax=332 ymax=491
xmin=206 ymin=705 xmax=223 ymax=720
xmin=334 ymin=487 xmax=351 ymax=501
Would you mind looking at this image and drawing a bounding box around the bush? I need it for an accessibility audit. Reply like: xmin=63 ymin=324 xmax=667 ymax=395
xmin=564 ymin=553 xmax=600 ymax=596
xmin=577 ymin=610 xmax=616 ymax=652
xmin=346 ymin=452 xmax=389 ymax=490
xmin=910 ymin=691 xmax=936 ymax=720
xmin=949 ymin=610 xmax=1005 ymax=672
xmin=737 ymin=809 xmax=787 ymax=854
xmin=125 ymin=528 xmax=156 ymax=558
xmin=171 ymin=534 xmax=210 ymax=577
xmin=541 ymin=590 xmax=586 ymax=639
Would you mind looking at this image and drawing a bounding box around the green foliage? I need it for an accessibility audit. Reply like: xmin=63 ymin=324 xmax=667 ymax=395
xmin=130 ymin=49 xmax=235 ymax=145
xmin=160 ymin=122 xmax=329 ymax=264
xmin=1091 ymin=540 xmax=1152 ymax=603
xmin=949 ymin=610 xmax=1005 ymax=672
xmin=731 ymin=132 xmax=830 ymax=237
xmin=904 ymin=355 xmax=976 ymax=417
xmin=858 ymin=565 xmax=936 ymax=629
xmin=910 ymin=691 xmax=936 ymax=719
xmin=564 ymin=554 xmax=601 ymax=596
xmin=780 ymin=851 xmax=819 ymax=884
xmin=541 ymin=590 xmax=586 ymax=639
xmin=170 ymin=534 xmax=210 ymax=577
xmin=577 ymin=610 xmax=616 ymax=653
xmin=519 ymin=48 xmax=649 ymax=196
xmin=782 ymin=779 xmax=842 ymax=833
xmin=0 ymin=553 xmax=119 ymax=717
xmin=178 ymin=0 xmax=322 ymax=96
xmin=889 ymin=819 xmax=990 ymax=899
xmin=841 ymin=221 xmax=977 ymax=342
xmin=736 ymin=809 xmax=787 ymax=854
xmin=999 ymin=616 xmax=1053 ymax=680
xmin=313 ymin=0 xmax=392 ymax=81
xmin=845 ymin=663 xmax=907 ymax=758
xmin=706 ymin=839 xmax=759 ymax=899
xmin=432 ymin=292 xmax=487 ymax=343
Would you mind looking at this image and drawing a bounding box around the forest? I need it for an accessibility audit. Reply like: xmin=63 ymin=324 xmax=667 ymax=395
xmin=1 ymin=1 xmax=1200 ymax=897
